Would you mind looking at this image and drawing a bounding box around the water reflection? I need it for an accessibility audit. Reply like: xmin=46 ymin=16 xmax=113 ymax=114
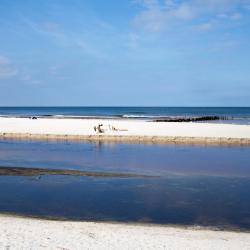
xmin=0 ymin=139 xmax=249 ymax=177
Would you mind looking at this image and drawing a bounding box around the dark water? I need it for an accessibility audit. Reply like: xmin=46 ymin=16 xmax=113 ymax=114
xmin=0 ymin=107 xmax=250 ymax=124
xmin=0 ymin=139 xmax=250 ymax=230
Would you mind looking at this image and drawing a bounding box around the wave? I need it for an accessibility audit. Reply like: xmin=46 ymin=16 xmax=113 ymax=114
xmin=122 ymin=115 xmax=169 ymax=118
xmin=51 ymin=115 xmax=119 ymax=119
xmin=1 ymin=114 xmax=250 ymax=123
xmin=124 ymin=111 xmax=147 ymax=115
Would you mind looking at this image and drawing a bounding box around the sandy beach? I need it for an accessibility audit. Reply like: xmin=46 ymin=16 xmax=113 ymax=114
xmin=0 ymin=117 xmax=250 ymax=144
xmin=0 ymin=215 xmax=249 ymax=250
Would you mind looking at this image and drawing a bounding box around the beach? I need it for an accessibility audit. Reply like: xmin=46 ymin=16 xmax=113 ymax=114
xmin=0 ymin=117 xmax=250 ymax=144
xmin=1 ymin=215 xmax=250 ymax=250
xmin=1 ymin=116 xmax=250 ymax=249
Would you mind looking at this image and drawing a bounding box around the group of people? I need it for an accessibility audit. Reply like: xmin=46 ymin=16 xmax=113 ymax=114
xmin=93 ymin=124 xmax=124 ymax=134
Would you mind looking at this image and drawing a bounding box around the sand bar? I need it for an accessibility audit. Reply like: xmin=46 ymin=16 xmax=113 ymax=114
xmin=0 ymin=215 xmax=250 ymax=249
xmin=0 ymin=117 xmax=250 ymax=144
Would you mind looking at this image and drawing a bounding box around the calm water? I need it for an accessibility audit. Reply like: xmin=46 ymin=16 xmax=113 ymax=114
xmin=0 ymin=107 xmax=250 ymax=124
xmin=0 ymin=139 xmax=250 ymax=230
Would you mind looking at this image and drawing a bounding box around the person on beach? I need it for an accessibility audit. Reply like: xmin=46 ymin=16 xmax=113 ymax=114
xmin=94 ymin=124 xmax=104 ymax=133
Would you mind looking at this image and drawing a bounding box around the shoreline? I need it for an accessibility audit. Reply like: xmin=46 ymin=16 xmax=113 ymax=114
xmin=1 ymin=214 xmax=250 ymax=249
xmin=0 ymin=117 xmax=250 ymax=145
xmin=1 ymin=212 xmax=249 ymax=233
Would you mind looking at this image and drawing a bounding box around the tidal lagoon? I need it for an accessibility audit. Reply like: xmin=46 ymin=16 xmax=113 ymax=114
xmin=0 ymin=139 xmax=249 ymax=230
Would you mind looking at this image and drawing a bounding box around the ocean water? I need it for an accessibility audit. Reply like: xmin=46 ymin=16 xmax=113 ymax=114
xmin=0 ymin=139 xmax=250 ymax=230
xmin=0 ymin=107 xmax=250 ymax=124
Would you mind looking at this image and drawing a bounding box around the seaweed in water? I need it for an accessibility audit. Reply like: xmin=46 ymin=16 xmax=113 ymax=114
xmin=0 ymin=166 xmax=157 ymax=178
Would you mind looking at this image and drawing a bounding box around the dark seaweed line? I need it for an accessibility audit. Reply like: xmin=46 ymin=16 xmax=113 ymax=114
xmin=0 ymin=166 xmax=157 ymax=178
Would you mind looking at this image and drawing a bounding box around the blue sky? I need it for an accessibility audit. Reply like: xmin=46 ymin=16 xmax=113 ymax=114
xmin=0 ymin=0 xmax=250 ymax=106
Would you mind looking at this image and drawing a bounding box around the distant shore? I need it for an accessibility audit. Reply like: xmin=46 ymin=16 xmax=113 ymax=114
xmin=0 ymin=214 xmax=250 ymax=249
xmin=0 ymin=117 xmax=250 ymax=145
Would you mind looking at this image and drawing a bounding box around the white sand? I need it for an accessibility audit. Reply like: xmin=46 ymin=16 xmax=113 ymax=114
xmin=0 ymin=117 xmax=250 ymax=143
xmin=0 ymin=215 xmax=249 ymax=250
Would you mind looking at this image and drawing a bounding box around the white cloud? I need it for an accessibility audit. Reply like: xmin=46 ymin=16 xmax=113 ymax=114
xmin=173 ymin=3 xmax=194 ymax=20
xmin=74 ymin=39 xmax=112 ymax=61
xmin=127 ymin=33 xmax=140 ymax=49
xmin=23 ymin=17 xmax=113 ymax=61
xmin=0 ymin=68 xmax=18 ymax=79
xmin=30 ymin=79 xmax=42 ymax=85
xmin=164 ymin=0 xmax=176 ymax=9
xmin=195 ymin=22 xmax=213 ymax=31
xmin=19 ymin=72 xmax=32 ymax=81
xmin=0 ymin=56 xmax=43 ymax=84
xmin=230 ymin=12 xmax=242 ymax=19
xmin=133 ymin=0 xmax=249 ymax=32
xmin=48 ymin=65 xmax=68 ymax=80
xmin=0 ymin=56 xmax=18 ymax=79
xmin=0 ymin=56 xmax=10 ymax=65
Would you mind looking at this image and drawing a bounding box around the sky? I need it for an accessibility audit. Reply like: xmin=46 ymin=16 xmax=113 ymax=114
xmin=0 ymin=0 xmax=250 ymax=106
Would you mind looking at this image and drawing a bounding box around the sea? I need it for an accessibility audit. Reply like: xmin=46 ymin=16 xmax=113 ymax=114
xmin=0 ymin=107 xmax=250 ymax=124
